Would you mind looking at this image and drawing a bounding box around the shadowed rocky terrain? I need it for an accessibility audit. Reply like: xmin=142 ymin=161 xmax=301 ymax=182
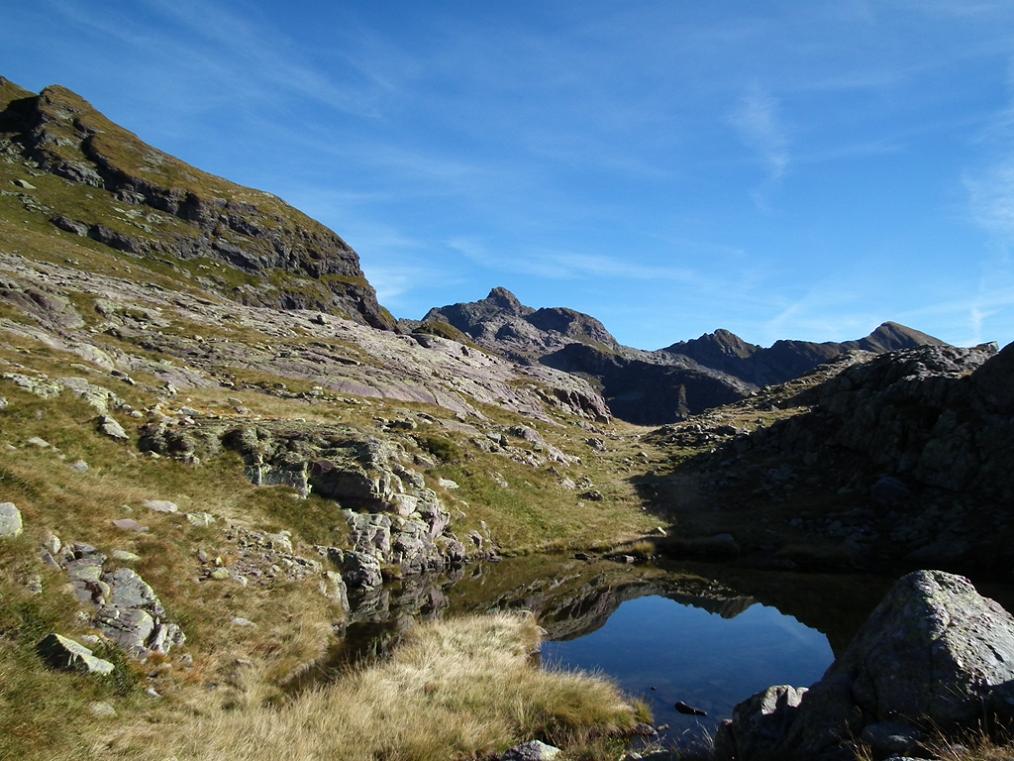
xmin=639 ymin=341 xmax=1014 ymax=574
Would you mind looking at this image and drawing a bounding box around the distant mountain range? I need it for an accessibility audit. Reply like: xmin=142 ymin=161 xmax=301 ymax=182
xmin=418 ymin=288 xmax=947 ymax=424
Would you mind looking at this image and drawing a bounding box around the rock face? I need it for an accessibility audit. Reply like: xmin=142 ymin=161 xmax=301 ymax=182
xmin=0 ymin=76 xmax=392 ymax=328
xmin=424 ymin=288 xmax=752 ymax=424
xmin=424 ymin=287 xmax=619 ymax=361
xmin=716 ymin=570 xmax=1014 ymax=761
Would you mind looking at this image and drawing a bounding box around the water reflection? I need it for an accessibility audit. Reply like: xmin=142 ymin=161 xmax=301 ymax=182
xmin=286 ymin=554 xmax=892 ymax=736
xmin=542 ymin=595 xmax=833 ymax=746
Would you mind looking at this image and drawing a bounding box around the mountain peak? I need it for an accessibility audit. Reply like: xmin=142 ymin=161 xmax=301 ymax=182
xmin=485 ymin=287 xmax=525 ymax=313
xmin=856 ymin=322 xmax=947 ymax=353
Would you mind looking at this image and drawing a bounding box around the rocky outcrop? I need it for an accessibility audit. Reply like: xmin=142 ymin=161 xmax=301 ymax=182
xmin=0 ymin=76 xmax=392 ymax=328
xmin=716 ymin=570 xmax=1014 ymax=761
xmin=139 ymin=418 xmax=469 ymax=588
xmin=0 ymin=255 xmax=608 ymax=424
xmin=661 ymin=322 xmax=946 ymax=388
xmin=45 ymin=540 xmax=185 ymax=659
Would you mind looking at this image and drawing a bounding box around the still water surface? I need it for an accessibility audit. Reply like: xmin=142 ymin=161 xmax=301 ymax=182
xmin=542 ymin=594 xmax=834 ymax=745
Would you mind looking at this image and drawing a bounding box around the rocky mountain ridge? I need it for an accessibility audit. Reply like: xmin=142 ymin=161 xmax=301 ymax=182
xmin=663 ymin=320 xmax=947 ymax=387
xmin=422 ymin=287 xmax=946 ymax=424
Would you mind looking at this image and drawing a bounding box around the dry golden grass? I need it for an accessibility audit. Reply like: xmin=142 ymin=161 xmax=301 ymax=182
xmin=93 ymin=612 xmax=639 ymax=761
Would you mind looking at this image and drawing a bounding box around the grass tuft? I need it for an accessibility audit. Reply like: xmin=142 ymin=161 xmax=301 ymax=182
xmin=97 ymin=612 xmax=640 ymax=761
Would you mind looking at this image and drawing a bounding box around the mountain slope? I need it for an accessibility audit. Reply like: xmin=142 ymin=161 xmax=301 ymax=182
xmin=0 ymin=76 xmax=393 ymax=328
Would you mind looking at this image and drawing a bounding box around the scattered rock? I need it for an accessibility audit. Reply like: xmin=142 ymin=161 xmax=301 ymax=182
xmin=37 ymin=633 xmax=114 ymax=676
xmin=88 ymin=701 xmax=117 ymax=718
xmin=143 ymin=499 xmax=178 ymax=514
xmin=186 ymin=511 xmax=216 ymax=527
xmin=70 ymin=459 xmax=89 ymax=473
xmin=50 ymin=215 xmax=89 ymax=236
xmin=26 ymin=436 xmax=51 ymax=448
xmin=97 ymin=415 xmax=128 ymax=440
xmin=111 ymin=549 xmax=141 ymax=562
xmin=111 ymin=518 xmax=149 ymax=532
xmin=860 ymin=721 xmax=924 ymax=757
xmin=714 ymin=685 xmax=807 ymax=761
xmin=500 ymin=740 xmax=561 ymax=761
xmin=0 ymin=502 xmax=23 ymax=538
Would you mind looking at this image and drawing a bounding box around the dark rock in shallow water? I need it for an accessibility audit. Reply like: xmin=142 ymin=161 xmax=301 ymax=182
xmin=674 ymin=699 xmax=708 ymax=716
xmin=716 ymin=570 xmax=1014 ymax=761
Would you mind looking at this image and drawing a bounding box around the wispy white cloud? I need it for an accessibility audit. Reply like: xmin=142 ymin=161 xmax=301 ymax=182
xmin=965 ymin=163 xmax=1014 ymax=238
xmin=730 ymin=84 xmax=790 ymax=207
xmin=447 ymin=237 xmax=699 ymax=283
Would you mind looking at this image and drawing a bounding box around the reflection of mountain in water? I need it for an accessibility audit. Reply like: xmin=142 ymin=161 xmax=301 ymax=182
xmin=286 ymin=556 xmax=887 ymax=693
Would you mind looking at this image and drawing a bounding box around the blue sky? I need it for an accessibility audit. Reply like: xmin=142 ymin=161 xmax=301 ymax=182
xmin=4 ymin=1 xmax=1014 ymax=349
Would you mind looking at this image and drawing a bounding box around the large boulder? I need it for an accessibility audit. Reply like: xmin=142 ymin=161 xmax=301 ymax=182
xmin=718 ymin=570 xmax=1014 ymax=761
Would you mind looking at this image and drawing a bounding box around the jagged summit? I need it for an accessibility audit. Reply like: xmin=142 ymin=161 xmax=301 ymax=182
xmin=422 ymin=288 xmax=617 ymax=356
xmin=0 ymin=76 xmax=393 ymax=328
xmin=484 ymin=286 xmax=528 ymax=314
